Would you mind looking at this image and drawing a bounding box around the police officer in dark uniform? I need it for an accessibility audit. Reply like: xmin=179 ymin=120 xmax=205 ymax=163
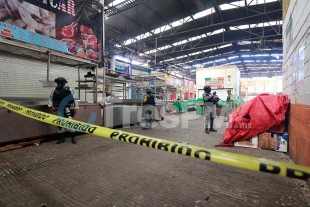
xmin=48 ymin=77 xmax=79 ymax=144
xmin=202 ymin=85 xmax=217 ymax=134
xmin=142 ymin=87 xmax=156 ymax=130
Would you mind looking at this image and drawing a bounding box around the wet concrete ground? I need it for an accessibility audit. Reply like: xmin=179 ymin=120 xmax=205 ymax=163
xmin=0 ymin=112 xmax=309 ymax=207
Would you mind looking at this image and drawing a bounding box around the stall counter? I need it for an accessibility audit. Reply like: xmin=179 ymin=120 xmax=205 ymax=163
xmin=0 ymin=100 xmax=102 ymax=144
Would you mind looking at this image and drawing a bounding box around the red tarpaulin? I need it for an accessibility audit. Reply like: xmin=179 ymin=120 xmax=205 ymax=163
xmin=219 ymin=94 xmax=289 ymax=147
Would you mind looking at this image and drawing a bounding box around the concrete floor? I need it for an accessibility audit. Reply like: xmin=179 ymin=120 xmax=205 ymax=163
xmin=0 ymin=112 xmax=309 ymax=207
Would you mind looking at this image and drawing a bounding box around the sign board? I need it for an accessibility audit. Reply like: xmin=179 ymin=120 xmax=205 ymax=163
xmin=132 ymin=68 xmax=150 ymax=76
xmin=205 ymin=77 xmax=224 ymax=89
xmin=115 ymin=65 xmax=130 ymax=76
xmin=0 ymin=0 xmax=103 ymax=64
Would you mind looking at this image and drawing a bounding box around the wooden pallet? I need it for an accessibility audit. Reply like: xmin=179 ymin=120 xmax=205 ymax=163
xmin=0 ymin=140 xmax=40 ymax=152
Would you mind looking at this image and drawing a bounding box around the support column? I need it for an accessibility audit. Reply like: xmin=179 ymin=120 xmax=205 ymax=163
xmin=110 ymin=55 xmax=116 ymax=98
xmin=111 ymin=56 xmax=116 ymax=71
xmin=47 ymin=51 xmax=51 ymax=81
xmin=78 ymin=67 xmax=81 ymax=100
xmin=95 ymin=65 xmax=98 ymax=103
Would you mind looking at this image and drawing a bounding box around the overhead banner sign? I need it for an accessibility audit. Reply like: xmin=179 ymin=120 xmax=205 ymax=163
xmin=205 ymin=77 xmax=224 ymax=89
xmin=115 ymin=65 xmax=130 ymax=76
xmin=0 ymin=0 xmax=103 ymax=64
xmin=131 ymin=68 xmax=150 ymax=76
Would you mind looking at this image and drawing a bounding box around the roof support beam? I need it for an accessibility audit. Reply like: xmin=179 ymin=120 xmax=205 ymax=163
xmin=159 ymin=30 xmax=282 ymax=59
xmin=141 ymin=3 xmax=191 ymax=63
xmin=114 ymin=10 xmax=180 ymax=62
xmin=211 ymin=0 xmax=246 ymax=70
xmin=174 ymin=0 xmax=216 ymax=65
xmin=118 ymin=9 xmax=281 ymax=47
xmin=156 ymin=26 xmax=280 ymax=56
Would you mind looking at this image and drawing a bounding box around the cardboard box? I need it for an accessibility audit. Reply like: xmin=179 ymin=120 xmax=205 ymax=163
xmin=258 ymin=132 xmax=275 ymax=150
xmin=234 ymin=136 xmax=258 ymax=148
xmin=274 ymin=133 xmax=288 ymax=152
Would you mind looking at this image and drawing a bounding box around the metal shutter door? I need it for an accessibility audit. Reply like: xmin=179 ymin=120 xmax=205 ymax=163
xmin=0 ymin=53 xmax=96 ymax=102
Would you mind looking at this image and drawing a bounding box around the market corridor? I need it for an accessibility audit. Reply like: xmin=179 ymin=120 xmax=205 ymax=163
xmin=0 ymin=113 xmax=309 ymax=207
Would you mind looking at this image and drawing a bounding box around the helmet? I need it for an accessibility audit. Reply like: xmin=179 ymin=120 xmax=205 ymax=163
xmin=203 ymin=85 xmax=211 ymax=93
xmin=146 ymin=87 xmax=153 ymax=94
xmin=54 ymin=77 xmax=68 ymax=84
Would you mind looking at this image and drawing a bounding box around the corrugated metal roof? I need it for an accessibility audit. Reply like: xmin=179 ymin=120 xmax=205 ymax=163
xmin=103 ymin=0 xmax=283 ymax=76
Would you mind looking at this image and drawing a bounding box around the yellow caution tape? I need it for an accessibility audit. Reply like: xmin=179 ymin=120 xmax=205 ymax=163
xmin=0 ymin=98 xmax=310 ymax=181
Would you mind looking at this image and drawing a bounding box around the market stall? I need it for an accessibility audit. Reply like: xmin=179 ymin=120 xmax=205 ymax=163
xmin=0 ymin=39 xmax=102 ymax=144
xmin=0 ymin=0 xmax=104 ymax=144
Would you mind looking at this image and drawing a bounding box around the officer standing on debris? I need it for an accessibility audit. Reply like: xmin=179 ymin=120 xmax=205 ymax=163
xmin=225 ymin=89 xmax=234 ymax=122
xmin=142 ymin=87 xmax=156 ymax=130
xmin=48 ymin=77 xmax=79 ymax=144
xmin=212 ymin=91 xmax=220 ymax=120
xmin=203 ymin=85 xmax=217 ymax=134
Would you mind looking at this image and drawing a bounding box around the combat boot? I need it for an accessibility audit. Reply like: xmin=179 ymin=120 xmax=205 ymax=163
xmin=142 ymin=123 xmax=149 ymax=130
xmin=71 ymin=133 xmax=77 ymax=144
xmin=56 ymin=133 xmax=65 ymax=144
xmin=205 ymin=128 xmax=209 ymax=134
xmin=209 ymin=119 xmax=217 ymax=132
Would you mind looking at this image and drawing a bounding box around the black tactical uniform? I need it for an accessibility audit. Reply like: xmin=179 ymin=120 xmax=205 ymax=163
xmin=202 ymin=85 xmax=217 ymax=134
xmin=48 ymin=77 xmax=79 ymax=144
xmin=142 ymin=87 xmax=156 ymax=130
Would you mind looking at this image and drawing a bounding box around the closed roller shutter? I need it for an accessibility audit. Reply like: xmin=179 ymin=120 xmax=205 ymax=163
xmin=0 ymin=52 xmax=97 ymax=103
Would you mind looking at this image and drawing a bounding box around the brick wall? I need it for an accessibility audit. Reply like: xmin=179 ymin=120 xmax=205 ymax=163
xmin=288 ymin=104 xmax=310 ymax=166
xmin=283 ymin=0 xmax=310 ymax=168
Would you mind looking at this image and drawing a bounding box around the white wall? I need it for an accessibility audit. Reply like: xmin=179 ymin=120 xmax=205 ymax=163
xmin=195 ymin=66 xmax=240 ymax=98
xmin=282 ymin=0 xmax=310 ymax=167
xmin=283 ymin=0 xmax=310 ymax=104
xmin=241 ymin=77 xmax=283 ymax=101
xmin=0 ymin=53 xmax=97 ymax=103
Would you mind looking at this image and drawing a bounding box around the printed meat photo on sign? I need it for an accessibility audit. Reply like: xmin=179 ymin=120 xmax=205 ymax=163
xmin=55 ymin=0 xmax=103 ymax=63
xmin=87 ymin=49 xmax=99 ymax=61
xmin=0 ymin=0 xmax=56 ymax=38
xmin=0 ymin=0 xmax=103 ymax=64
xmin=61 ymin=23 xmax=78 ymax=39
xmin=0 ymin=28 xmax=14 ymax=38
xmin=57 ymin=23 xmax=100 ymax=61
xmin=76 ymin=48 xmax=87 ymax=58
